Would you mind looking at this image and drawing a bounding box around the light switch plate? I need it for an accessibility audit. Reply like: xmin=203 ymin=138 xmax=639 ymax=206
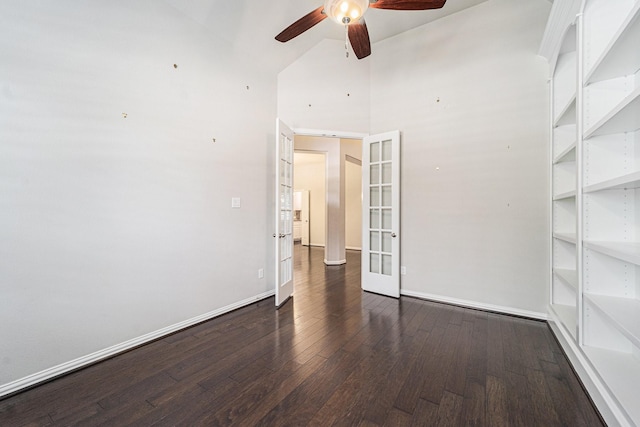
xmin=231 ymin=197 xmax=241 ymax=208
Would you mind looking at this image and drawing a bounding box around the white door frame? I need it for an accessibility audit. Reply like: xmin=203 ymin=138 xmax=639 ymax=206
xmin=298 ymin=189 xmax=311 ymax=246
xmin=294 ymin=128 xmax=369 ymax=140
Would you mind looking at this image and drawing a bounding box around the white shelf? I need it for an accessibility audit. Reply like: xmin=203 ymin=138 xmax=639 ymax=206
xmin=551 ymin=303 xmax=577 ymax=338
xmin=554 ymin=268 xmax=578 ymax=291
xmin=584 ymin=170 xmax=640 ymax=193
xmin=585 ymin=3 xmax=640 ymax=84
xmin=553 ymin=141 xmax=576 ymax=164
xmin=553 ymin=189 xmax=577 ymax=200
xmin=586 ymin=294 xmax=640 ymax=349
xmin=584 ymin=240 xmax=640 ymax=265
xmin=582 ymin=346 xmax=640 ymax=425
xmin=554 ymin=232 xmax=577 ymax=244
xmin=554 ymin=95 xmax=577 ymax=127
xmin=585 ymin=86 xmax=640 ymax=138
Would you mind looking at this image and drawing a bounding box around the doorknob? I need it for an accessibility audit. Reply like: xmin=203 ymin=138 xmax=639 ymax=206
xmin=273 ymin=233 xmax=276 ymax=238
xmin=391 ymin=233 xmax=397 ymax=238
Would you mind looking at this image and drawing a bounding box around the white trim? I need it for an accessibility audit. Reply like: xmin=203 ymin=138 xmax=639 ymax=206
xmin=0 ymin=290 xmax=275 ymax=399
xmin=400 ymin=289 xmax=548 ymax=320
xmin=345 ymin=246 xmax=361 ymax=251
xmin=324 ymin=259 xmax=346 ymax=266
xmin=293 ymin=128 xmax=368 ymax=139
xmin=539 ymin=0 xmax=582 ymax=70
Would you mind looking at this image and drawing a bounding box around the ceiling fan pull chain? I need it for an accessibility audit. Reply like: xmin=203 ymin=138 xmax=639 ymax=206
xmin=345 ymin=25 xmax=349 ymax=58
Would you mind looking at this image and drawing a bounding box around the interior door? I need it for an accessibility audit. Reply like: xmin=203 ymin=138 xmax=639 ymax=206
xmin=275 ymin=119 xmax=294 ymax=307
xmin=301 ymin=190 xmax=310 ymax=246
xmin=362 ymin=130 xmax=400 ymax=298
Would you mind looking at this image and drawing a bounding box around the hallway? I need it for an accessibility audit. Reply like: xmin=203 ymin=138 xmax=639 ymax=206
xmin=0 ymin=245 xmax=602 ymax=425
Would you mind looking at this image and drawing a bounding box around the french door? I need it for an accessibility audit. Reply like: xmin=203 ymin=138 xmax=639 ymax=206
xmin=362 ymin=130 xmax=401 ymax=298
xmin=275 ymin=119 xmax=294 ymax=307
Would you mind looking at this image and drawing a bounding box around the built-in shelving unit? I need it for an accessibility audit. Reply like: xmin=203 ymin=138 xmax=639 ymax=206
xmin=543 ymin=0 xmax=640 ymax=425
xmin=551 ymin=22 xmax=579 ymax=343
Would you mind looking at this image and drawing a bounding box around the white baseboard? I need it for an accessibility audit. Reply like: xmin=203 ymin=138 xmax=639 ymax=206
xmin=548 ymin=310 xmax=631 ymax=427
xmin=324 ymin=259 xmax=346 ymax=265
xmin=400 ymin=289 xmax=548 ymax=320
xmin=0 ymin=290 xmax=275 ymax=399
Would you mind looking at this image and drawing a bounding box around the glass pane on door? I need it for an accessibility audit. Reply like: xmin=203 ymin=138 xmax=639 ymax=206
xmin=381 ymin=209 xmax=392 ymax=230
xmin=382 ymin=186 xmax=392 ymax=207
xmin=370 ymin=187 xmax=380 ymax=207
xmin=382 ymin=139 xmax=392 ymax=161
xmin=370 ymin=164 xmax=380 ymax=185
xmin=381 ymin=254 xmax=392 ymax=276
xmin=370 ymin=209 xmax=380 ymax=229
xmin=382 ymin=163 xmax=392 ymax=184
xmin=370 ymin=253 xmax=380 ymax=274
xmin=370 ymin=231 xmax=380 ymax=251
xmin=382 ymin=232 xmax=392 ymax=253
xmin=370 ymin=142 xmax=380 ymax=162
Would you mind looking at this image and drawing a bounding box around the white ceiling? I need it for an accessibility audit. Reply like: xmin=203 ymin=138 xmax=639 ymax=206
xmin=164 ymin=0 xmax=491 ymax=72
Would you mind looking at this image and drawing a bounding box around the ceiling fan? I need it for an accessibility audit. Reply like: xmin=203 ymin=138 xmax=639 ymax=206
xmin=275 ymin=0 xmax=447 ymax=59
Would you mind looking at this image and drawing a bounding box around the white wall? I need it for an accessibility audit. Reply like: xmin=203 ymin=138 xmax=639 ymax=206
xmin=0 ymin=1 xmax=276 ymax=390
xmin=370 ymin=0 xmax=551 ymax=316
xmin=277 ymin=39 xmax=370 ymax=134
xmin=294 ymin=152 xmax=326 ymax=246
xmin=345 ymin=160 xmax=362 ymax=250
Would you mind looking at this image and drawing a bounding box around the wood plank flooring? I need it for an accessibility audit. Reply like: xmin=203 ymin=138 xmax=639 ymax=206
xmin=0 ymin=245 xmax=604 ymax=426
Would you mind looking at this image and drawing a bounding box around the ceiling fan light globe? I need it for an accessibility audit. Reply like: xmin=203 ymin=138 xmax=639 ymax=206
xmin=324 ymin=0 xmax=368 ymax=25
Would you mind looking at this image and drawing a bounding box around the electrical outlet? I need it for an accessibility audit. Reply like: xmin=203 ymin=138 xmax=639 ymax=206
xmin=401 ymin=266 xmax=407 ymax=275
xmin=258 ymin=268 xmax=264 ymax=279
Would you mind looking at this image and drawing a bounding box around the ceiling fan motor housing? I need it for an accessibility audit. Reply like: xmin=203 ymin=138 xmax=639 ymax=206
xmin=324 ymin=0 xmax=370 ymax=25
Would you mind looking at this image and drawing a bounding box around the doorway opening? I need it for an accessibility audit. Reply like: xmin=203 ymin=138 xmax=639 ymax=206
xmin=292 ymin=135 xmax=363 ymax=291
xmin=293 ymin=152 xmax=326 ymax=249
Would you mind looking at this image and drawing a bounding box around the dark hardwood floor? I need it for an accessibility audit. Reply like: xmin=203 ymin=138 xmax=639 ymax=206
xmin=1 ymin=245 xmax=604 ymax=426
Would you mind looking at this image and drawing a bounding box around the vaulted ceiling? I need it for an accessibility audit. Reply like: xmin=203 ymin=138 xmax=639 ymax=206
xmin=164 ymin=0 xmax=491 ymax=72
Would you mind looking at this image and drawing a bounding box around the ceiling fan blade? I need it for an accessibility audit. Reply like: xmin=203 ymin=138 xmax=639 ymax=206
xmin=369 ymin=0 xmax=446 ymax=11
xmin=275 ymin=6 xmax=327 ymax=42
xmin=348 ymin=21 xmax=372 ymax=60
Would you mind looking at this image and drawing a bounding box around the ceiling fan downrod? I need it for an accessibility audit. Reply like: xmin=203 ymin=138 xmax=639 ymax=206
xmin=345 ymin=25 xmax=350 ymax=58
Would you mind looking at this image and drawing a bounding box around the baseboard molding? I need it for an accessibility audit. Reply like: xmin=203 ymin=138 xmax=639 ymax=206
xmin=324 ymin=259 xmax=346 ymax=266
xmin=345 ymin=246 xmax=362 ymax=251
xmin=548 ymin=310 xmax=631 ymax=427
xmin=400 ymin=289 xmax=548 ymax=320
xmin=0 ymin=290 xmax=275 ymax=399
